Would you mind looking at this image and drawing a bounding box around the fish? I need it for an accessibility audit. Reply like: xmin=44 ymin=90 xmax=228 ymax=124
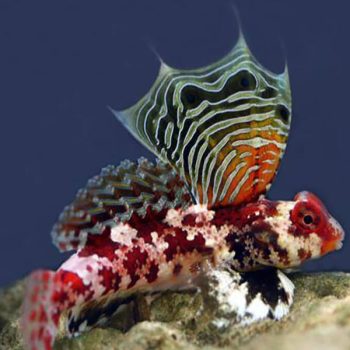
xmin=21 ymin=32 xmax=344 ymax=350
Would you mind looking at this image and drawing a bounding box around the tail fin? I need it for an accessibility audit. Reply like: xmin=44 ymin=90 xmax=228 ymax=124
xmin=21 ymin=270 xmax=60 ymax=350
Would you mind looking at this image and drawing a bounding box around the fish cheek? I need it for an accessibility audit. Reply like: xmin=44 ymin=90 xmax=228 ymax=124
xmin=297 ymin=248 xmax=312 ymax=262
xmin=253 ymin=231 xmax=290 ymax=267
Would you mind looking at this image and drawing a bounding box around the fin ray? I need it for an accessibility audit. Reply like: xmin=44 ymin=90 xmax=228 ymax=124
xmin=113 ymin=35 xmax=292 ymax=207
xmin=51 ymin=157 xmax=191 ymax=252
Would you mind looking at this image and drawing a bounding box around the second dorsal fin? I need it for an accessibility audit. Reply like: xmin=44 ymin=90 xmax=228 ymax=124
xmin=51 ymin=158 xmax=192 ymax=252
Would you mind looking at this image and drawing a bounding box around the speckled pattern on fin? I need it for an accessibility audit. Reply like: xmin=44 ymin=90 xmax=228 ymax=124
xmin=52 ymin=157 xmax=192 ymax=252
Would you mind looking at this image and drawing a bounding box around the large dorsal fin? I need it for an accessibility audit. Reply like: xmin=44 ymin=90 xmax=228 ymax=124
xmin=51 ymin=158 xmax=191 ymax=252
xmin=111 ymin=32 xmax=291 ymax=208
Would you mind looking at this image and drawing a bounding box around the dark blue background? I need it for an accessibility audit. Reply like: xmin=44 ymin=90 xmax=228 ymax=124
xmin=1 ymin=0 xmax=349 ymax=287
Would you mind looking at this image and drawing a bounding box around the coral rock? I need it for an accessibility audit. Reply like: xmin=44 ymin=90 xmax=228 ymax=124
xmin=1 ymin=273 xmax=350 ymax=350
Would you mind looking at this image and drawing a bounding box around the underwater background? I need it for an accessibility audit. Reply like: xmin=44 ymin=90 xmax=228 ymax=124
xmin=0 ymin=0 xmax=349 ymax=287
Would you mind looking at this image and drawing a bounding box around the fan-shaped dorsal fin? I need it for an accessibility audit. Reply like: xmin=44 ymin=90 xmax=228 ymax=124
xmin=112 ymin=30 xmax=292 ymax=208
xmin=52 ymin=158 xmax=191 ymax=252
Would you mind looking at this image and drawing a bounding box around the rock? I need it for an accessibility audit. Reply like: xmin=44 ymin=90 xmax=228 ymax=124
xmin=0 ymin=280 xmax=25 ymax=350
xmin=0 ymin=280 xmax=25 ymax=331
xmin=1 ymin=273 xmax=350 ymax=350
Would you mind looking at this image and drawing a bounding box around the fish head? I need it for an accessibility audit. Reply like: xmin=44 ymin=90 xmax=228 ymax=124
xmin=247 ymin=191 xmax=344 ymax=269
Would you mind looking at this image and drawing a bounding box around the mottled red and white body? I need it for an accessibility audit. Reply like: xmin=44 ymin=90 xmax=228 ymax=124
xmin=21 ymin=30 xmax=345 ymax=350
xmin=22 ymin=192 xmax=343 ymax=350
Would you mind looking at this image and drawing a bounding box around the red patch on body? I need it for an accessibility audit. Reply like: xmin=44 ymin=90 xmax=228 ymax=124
xmin=98 ymin=267 xmax=121 ymax=293
xmin=78 ymin=227 xmax=120 ymax=261
xmin=52 ymin=270 xmax=88 ymax=308
xmin=182 ymin=213 xmax=198 ymax=227
xmin=127 ymin=209 xmax=170 ymax=243
xmin=164 ymin=229 xmax=212 ymax=262
xmin=123 ymin=246 xmax=149 ymax=288
xmin=145 ymin=262 xmax=159 ymax=283
xmin=213 ymin=200 xmax=277 ymax=228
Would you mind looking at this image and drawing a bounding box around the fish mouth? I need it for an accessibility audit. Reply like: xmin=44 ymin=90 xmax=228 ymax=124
xmin=330 ymin=217 xmax=345 ymax=248
xmin=322 ymin=217 xmax=345 ymax=254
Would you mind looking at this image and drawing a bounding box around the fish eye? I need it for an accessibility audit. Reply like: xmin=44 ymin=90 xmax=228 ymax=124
xmin=291 ymin=201 xmax=323 ymax=233
xmin=303 ymin=214 xmax=314 ymax=225
xmin=298 ymin=209 xmax=319 ymax=230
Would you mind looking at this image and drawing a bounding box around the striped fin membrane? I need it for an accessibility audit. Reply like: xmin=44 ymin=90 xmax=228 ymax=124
xmin=52 ymin=157 xmax=191 ymax=252
xmin=111 ymin=34 xmax=292 ymax=208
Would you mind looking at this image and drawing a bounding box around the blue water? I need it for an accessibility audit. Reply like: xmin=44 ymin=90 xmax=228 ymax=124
xmin=0 ymin=0 xmax=348 ymax=286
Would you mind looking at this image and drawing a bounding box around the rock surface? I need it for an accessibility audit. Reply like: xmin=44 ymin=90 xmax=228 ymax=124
xmin=1 ymin=272 xmax=350 ymax=350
